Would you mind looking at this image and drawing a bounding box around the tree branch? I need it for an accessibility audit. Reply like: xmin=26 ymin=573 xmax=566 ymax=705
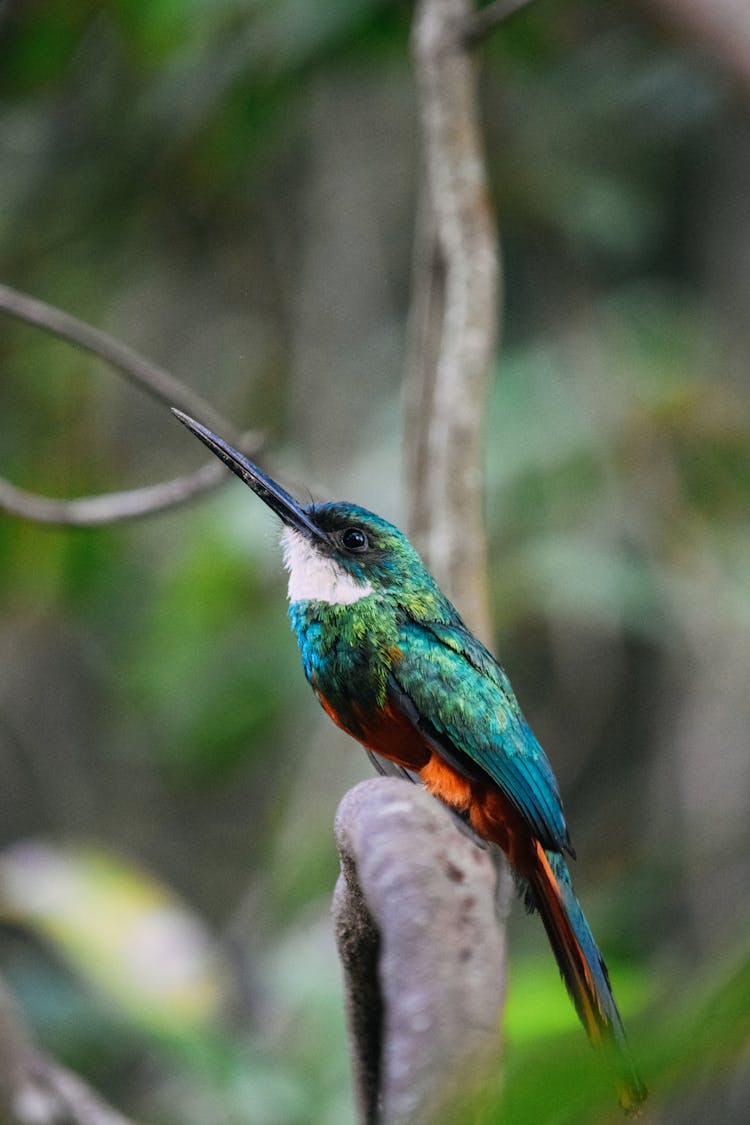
xmin=0 ymin=440 xmax=258 ymax=526
xmin=0 ymin=283 xmax=238 ymax=440
xmin=0 ymin=979 xmax=136 ymax=1125
xmin=0 ymin=283 xmax=265 ymax=525
xmin=405 ymin=0 xmax=500 ymax=641
xmin=333 ymin=779 xmax=506 ymax=1125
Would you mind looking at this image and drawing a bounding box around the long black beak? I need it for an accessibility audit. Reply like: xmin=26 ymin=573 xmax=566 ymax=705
xmin=172 ymin=409 xmax=325 ymax=541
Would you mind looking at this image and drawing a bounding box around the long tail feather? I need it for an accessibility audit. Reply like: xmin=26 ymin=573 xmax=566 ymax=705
xmin=528 ymin=842 xmax=647 ymax=1115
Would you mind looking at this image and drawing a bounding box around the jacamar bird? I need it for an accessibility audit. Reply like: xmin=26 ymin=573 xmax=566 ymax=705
xmin=173 ymin=409 xmax=646 ymax=1114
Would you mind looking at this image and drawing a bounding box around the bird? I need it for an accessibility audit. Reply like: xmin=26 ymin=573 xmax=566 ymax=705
xmin=173 ymin=408 xmax=647 ymax=1114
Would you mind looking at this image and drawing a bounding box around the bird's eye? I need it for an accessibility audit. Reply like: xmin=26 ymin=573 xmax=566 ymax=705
xmin=341 ymin=527 xmax=369 ymax=552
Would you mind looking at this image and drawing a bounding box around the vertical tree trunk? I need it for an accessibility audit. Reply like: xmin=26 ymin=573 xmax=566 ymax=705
xmin=405 ymin=0 xmax=500 ymax=642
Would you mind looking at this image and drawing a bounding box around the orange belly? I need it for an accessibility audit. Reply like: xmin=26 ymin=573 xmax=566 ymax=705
xmin=315 ymin=688 xmax=431 ymax=773
xmin=419 ymin=753 xmax=473 ymax=812
xmin=315 ymin=686 xmax=530 ymax=867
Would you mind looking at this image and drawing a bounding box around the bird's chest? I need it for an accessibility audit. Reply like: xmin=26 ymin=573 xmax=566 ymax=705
xmin=288 ymin=600 xmax=394 ymax=720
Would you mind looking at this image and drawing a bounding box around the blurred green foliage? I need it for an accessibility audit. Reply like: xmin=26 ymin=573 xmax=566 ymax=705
xmin=1 ymin=1 xmax=749 ymax=1122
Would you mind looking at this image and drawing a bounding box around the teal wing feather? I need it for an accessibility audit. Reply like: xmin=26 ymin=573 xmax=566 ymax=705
xmin=390 ymin=620 xmax=572 ymax=855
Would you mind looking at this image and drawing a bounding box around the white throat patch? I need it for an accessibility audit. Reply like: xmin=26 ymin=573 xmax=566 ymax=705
xmin=281 ymin=527 xmax=374 ymax=606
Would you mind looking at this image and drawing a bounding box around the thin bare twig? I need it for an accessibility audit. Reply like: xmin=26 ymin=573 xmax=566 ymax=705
xmin=0 ymin=282 xmax=239 ymax=441
xmin=0 ymin=283 xmax=264 ymax=525
xmin=463 ymin=0 xmax=536 ymax=47
xmin=0 ymin=432 xmax=259 ymax=526
xmin=405 ymin=0 xmax=500 ymax=640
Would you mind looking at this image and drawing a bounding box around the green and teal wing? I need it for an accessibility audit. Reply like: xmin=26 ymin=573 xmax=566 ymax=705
xmin=389 ymin=620 xmax=572 ymax=856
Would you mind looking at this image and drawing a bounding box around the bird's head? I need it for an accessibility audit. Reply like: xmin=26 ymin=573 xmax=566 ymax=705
xmin=172 ymin=411 xmax=443 ymax=612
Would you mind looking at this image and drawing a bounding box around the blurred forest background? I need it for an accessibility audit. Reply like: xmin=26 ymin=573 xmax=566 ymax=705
xmin=1 ymin=1 xmax=749 ymax=1122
